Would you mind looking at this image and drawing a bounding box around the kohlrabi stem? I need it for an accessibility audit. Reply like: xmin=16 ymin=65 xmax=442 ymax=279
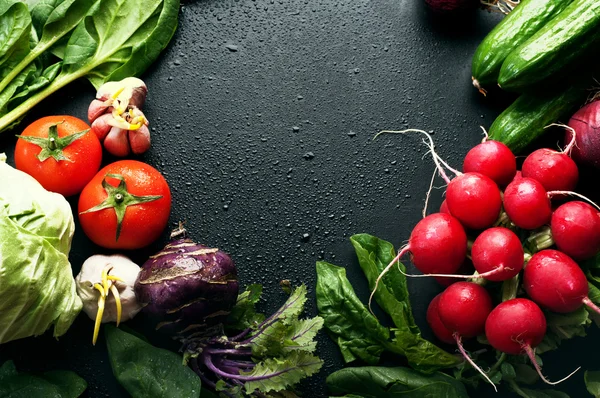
xmin=229 ymin=327 xmax=253 ymax=342
xmin=203 ymin=352 xmax=298 ymax=382
xmin=204 ymin=348 xmax=252 ymax=356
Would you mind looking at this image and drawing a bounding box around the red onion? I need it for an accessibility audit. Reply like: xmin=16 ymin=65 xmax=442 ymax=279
xmin=567 ymin=100 xmax=600 ymax=169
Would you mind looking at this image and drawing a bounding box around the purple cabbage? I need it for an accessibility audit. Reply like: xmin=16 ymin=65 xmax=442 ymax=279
xmin=134 ymin=231 xmax=239 ymax=334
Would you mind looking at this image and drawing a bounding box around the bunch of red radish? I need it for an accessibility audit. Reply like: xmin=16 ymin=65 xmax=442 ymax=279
xmin=373 ymin=128 xmax=600 ymax=391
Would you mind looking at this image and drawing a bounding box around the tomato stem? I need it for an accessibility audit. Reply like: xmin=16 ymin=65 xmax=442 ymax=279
xmin=79 ymin=173 xmax=162 ymax=241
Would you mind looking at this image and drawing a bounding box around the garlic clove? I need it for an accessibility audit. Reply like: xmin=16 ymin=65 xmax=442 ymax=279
xmin=104 ymin=127 xmax=131 ymax=157
xmin=88 ymin=99 xmax=109 ymax=123
xmin=129 ymin=124 xmax=151 ymax=155
xmin=91 ymin=113 xmax=114 ymax=141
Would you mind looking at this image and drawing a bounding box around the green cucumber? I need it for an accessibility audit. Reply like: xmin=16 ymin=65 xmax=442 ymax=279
xmin=472 ymin=0 xmax=572 ymax=92
xmin=488 ymin=84 xmax=587 ymax=154
xmin=498 ymin=0 xmax=600 ymax=92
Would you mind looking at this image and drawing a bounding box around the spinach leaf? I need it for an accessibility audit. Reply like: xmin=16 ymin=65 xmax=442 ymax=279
xmin=350 ymin=234 xmax=418 ymax=334
xmin=316 ymin=261 xmax=396 ymax=364
xmin=508 ymin=382 xmax=570 ymax=398
xmin=536 ymin=307 xmax=590 ymax=354
xmin=0 ymin=361 xmax=87 ymax=398
xmin=61 ymin=0 xmax=179 ymax=89
xmin=105 ymin=325 xmax=201 ymax=398
xmin=0 ymin=1 xmax=31 ymax=81
xmin=326 ymin=366 xmax=469 ymax=398
xmin=585 ymin=370 xmax=600 ymax=398
xmin=319 ymin=236 xmax=461 ymax=372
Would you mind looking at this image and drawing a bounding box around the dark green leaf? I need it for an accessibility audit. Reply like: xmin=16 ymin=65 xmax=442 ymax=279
xmin=326 ymin=366 xmax=469 ymax=398
xmin=316 ymin=261 xmax=393 ymax=364
xmin=105 ymin=325 xmax=201 ymax=398
xmin=62 ymin=0 xmax=180 ymax=89
xmin=350 ymin=234 xmax=418 ymax=334
xmin=501 ymin=362 xmax=516 ymax=381
xmin=513 ymin=364 xmax=539 ymax=385
xmin=391 ymin=330 xmax=461 ymax=373
xmin=41 ymin=371 xmax=88 ymax=398
xmin=585 ymin=370 xmax=600 ymax=398
xmin=513 ymin=386 xmax=570 ymax=398
xmin=0 ymin=1 xmax=31 ymax=81
xmin=536 ymin=307 xmax=590 ymax=354
xmin=0 ymin=360 xmax=87 ymax=398
xmin=200 ymin=388 xmax=219 ymax=398
xmin=226 ymin=284 xmax=266 ymax=331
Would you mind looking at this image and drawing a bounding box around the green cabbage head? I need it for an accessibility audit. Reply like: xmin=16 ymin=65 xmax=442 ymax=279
xmin=0 ymin=154 xmax=82 ymax=344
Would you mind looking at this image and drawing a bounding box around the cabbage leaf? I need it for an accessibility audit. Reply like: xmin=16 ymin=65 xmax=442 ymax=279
xmin=0 ymin=158 xmax=81 ymax=344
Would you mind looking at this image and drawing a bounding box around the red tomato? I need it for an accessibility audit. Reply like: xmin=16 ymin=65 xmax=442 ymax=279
xmin=78 ymin=160 xmax=172 ymax=249
xmin=15 ymin=115 xmax=102 ymax=196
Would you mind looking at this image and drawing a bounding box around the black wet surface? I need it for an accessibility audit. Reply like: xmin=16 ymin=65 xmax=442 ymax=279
xmin=1 ymin=0 xmax=598 ymax=397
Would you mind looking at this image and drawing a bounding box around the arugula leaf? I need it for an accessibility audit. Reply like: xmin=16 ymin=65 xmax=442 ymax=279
xmin=248 ymin=285 xmax=323 ymax=357
xmin=585 ymin=370 xmax=600 ymax=398
xmin=105 ymin=325 xmax=201 ymax=398
xmin=316 ymin=260 xmax=395 ymax=364
xmin=227 ymin=284 xmax=266 ymax=331
xmin=0 ymin=360 xmax=87 ymax=398
xmin=242 ymin=351 xmax=322 ymax=395
xmin=250 ymin=317 xmax=324 ymax=357
xmin=326 ymin=366 xmax=469 ymax=398
xmin=536 ymin=307 xmax=590 ymax=354
xmin=350 ymin=234 xmax=418 ymax=334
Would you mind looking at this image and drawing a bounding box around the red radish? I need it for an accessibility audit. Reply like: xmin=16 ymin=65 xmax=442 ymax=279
xmin=512 ymin=170 xmax=523 ymax=182
xmin=463 ymin=140 xmax=516 ymax=187
xmin=521 ymin=133 xmax=579 ymax=191
xmin=485 ymin=298 xmax=579 ymax=385
xmin=376 ymin=129 xmax=502 ymax=230
xmin=445 ymin=172 xmax=502 ymax=230
xmin=470 ymin=227 xmax=523 ymax=282
xmin=523 ymin=249 xmax=600 ymax=315
xmin=503 ymin=177 xmax=552 ymax=230
xmin=437 ymin=282 xmax=496 ymax=391
xmin=426 ymin=293 xmax=454 ymax=345
xmin=551 ymin=201 xmax=600 ymax=260
xmin=369 ymin=212 xmax=467 ymax=310
xmin=439 ymin=199 xmax=449 ymax=214
xmin=567 ymin=101 xmax=600 ymax=169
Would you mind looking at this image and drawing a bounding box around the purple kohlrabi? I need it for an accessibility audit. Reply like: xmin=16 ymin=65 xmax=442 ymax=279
xmin=134 ymin=229 xmax=239 ymax=335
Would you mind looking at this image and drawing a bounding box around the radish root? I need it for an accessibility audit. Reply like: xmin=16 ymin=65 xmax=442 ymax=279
xmin=479 ymin=126 xmax=489 ymax=143
xmin=423 ymin=168 xmax=437 ymax=218
xmin=375 ymin=129 xmax=461 ymax=183
xmin=583 ymin=297 xmax=600 ymax=317
xmin=524 ymin=345 xmax=580 ymax=385
xmin=547 ymin=191 xmax=600 ymax=211
xmin=454 ymin=333 xmax=498 ymax=392
xmin=368 ymin=245 xmax=409 ymax=315
xmin=393 ymin=265 xmax=506 ymax=281
xmin=544 ymin=123 xmax=578 ymax=155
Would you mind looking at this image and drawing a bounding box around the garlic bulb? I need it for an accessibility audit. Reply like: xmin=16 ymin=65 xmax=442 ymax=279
xmin=75 ymin=254 xmax=142 ymax=344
